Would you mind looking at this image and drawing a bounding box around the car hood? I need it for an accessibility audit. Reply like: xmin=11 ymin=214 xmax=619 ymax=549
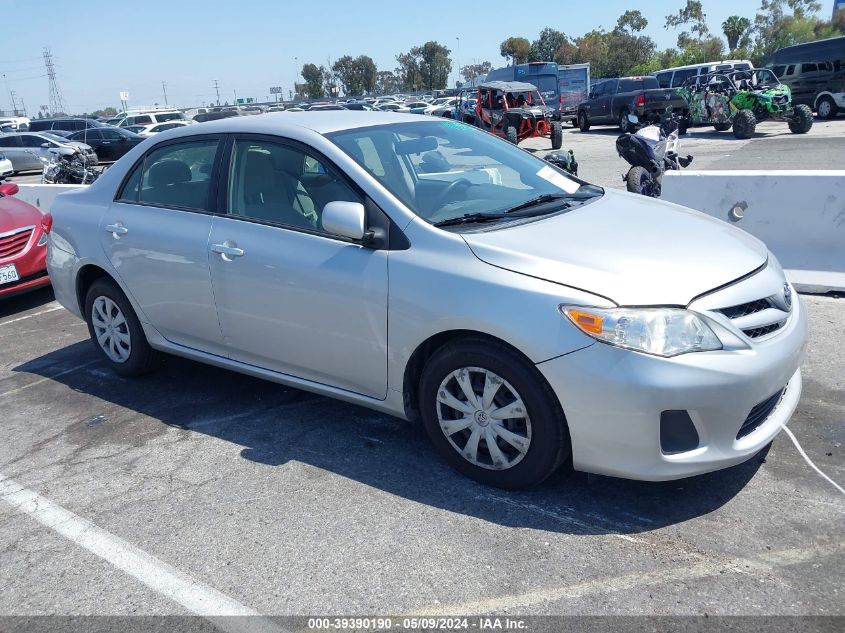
xmin=461 ymin=189 xmax=768 ymax=306
xmin=0 ymin=195 xmax=43 ymax=233
xmin=67 ymin=141 xmax=92 ymax=151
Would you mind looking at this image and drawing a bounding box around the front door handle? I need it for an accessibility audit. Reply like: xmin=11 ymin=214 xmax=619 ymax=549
xmin=105 ymin=223 xmax=128 ymax=238
xmin=210 ymin=241 xmax=244 ymax=261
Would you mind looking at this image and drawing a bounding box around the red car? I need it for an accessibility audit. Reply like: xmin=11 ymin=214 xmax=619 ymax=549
xmin=0 ymin=182 xmax=52 ymax=299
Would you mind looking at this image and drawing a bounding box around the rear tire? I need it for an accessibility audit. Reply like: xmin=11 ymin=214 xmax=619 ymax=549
xmin=732 ymin=110 xmax=756 ymax=139
xmin=619 ymin=110 xmax=632 ymax=133
xmin=626 ymin=166 xmax=654 ymax=196
xmin=788 ymin=104 xmax=813 ymax=134
xmin=816 ymin=96 xmax=838 ymax=120
xmin=419 ymin=338 xmax=570 ymax=489
xmin=84 ymin=278 xmax=157 ymax=377
xmin=550 ymin=121 xmax=563 ymax=149
xmin=577 ymin=110 xmax=590 ymax=132
xmin=505 ymin=125 xmax=518 ymax=144
xmin=713 ymin=121 xmax=732 ymax=131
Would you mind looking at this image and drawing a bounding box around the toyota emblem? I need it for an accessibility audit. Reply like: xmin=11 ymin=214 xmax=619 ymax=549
xmin=783 ymin=283 xmax=792 ymax=310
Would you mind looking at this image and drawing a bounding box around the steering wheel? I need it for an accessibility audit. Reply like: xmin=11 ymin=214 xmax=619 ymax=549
xmin=436 ymin=178 xmax=472 ymax=208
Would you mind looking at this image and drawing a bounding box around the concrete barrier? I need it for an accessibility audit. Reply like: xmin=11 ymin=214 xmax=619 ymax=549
xmin=14 ymin=183 xmax=85 ymax=212
xmin=662 ymin=171 xmax=845 ymax=294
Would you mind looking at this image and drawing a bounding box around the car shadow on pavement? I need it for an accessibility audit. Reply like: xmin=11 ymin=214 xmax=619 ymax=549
xmin=15 ymin=342 xmax=765 ymax=537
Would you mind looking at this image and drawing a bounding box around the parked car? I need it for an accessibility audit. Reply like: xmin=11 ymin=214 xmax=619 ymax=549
xmin=652 ymin=60 xmax=754 ymax=89
xmin=766 ymin=36 xmax=845 ymax=112
xmin=423 ymin=97 xmax=458 ymax=117
xmin=577 ymin=76 xmax=690 ymax=132
xmin=0 ymin=117 xmax=31 ymax=132
xmin=66 ymin=127 xmax=145 ymax=162
xmin=122 ymin=121 xmax=192 ymax=137
xmin=0 ymin=132 xmax=98 ymax=173
xmin=0 ymin=152 xmax=13 ymax=179
xmin=308 ymin=104 xmax=348 ymax=111
xmin=46 ymin=112 xmax=806 ymax=489
xmin=28 ymin=117 xmax=106 ymax=133
xmin=0 ymin=182 xmax=51 ymax=299
xmin=342 ymin=102 xmax=376 ymax=111
xmin=110 ymin=109 xmax=186 ymax=128
xmin=375 ymin=103 xmax=403 ymax=112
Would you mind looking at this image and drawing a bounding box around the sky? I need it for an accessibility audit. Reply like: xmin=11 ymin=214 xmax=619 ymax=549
xmin=1 ymin=0 xmax=785 ymax=113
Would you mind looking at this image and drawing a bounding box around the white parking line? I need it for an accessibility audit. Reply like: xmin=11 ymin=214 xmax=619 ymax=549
xmin=0 ymin=359 xmax=100 ymax=398
xmin=0 ymin=474 xmax=287 ymax=633
xmin=0 ymin=304 xmax=63 ymax=326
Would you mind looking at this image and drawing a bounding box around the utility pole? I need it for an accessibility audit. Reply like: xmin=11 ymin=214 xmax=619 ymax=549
xmin=455 ymin=36 xmax=461 ymax=88
xmin=9 ymin=91 xmax=18 ymax=116
xmin=213 ymin=79 xmax=221 ymax=106
xmin=161 ymin=81 xmax=168 ymax=106
xmin=42 ymin=47 xmax=66 ymax=115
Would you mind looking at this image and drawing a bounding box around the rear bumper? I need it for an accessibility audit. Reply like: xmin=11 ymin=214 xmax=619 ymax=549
xmin=536 ymin=295 xmax=807 ymax=481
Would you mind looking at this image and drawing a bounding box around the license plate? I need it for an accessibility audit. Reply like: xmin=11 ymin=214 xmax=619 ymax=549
xmin=0 ymin=263 xmax=20 ymax=285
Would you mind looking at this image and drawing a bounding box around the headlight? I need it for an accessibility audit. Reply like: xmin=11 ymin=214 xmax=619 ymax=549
xmin=561 ymin=306 xmax=722 ymax=357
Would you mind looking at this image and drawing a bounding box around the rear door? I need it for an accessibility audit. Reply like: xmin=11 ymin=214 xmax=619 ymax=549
xmin=99 ymin=136 xmax=226 ymax=355
xmin=0 ymin=135 xmax=31 ymax=171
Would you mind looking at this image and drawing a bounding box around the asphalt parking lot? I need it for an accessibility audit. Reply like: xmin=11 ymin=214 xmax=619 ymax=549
xmin=1 ymin=117 xmax=844 ymax=627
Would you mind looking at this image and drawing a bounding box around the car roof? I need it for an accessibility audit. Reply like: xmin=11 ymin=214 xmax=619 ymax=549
xmin=161 ymin=111 xmax=426 ymax=136
xmin=477 ymin=80 xmax=538 ymax=92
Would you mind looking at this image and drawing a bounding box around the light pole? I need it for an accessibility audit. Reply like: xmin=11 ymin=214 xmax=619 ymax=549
xmin=455 ymin=36 xmax=461 ymax=88
xmin=293 ymin=57 xmax=298 ymax=99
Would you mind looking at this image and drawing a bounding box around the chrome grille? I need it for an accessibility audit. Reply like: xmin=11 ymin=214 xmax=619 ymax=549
xmin=718 ymin=299 xmax=771 ymax=319
xmin=716 ymin=294 xmax=791 ymax=339
xmin=0 ymin=226 xmax=34 ymax=259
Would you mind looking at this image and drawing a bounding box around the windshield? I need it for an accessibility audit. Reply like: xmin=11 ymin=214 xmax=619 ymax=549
xmin=42 ymin=133 xmax=69 ymax=144
xmin=327 ymin=120 xmax=586 ymax=225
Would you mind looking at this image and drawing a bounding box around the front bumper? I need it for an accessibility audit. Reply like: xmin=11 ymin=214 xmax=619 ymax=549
xmin=0 ymin=230 xmax=49 ymax=299
xmin=536 ymin=293 xmax=807 ymax=481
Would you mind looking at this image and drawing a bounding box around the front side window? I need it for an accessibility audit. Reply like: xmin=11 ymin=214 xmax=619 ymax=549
xmin=118 ymin=139 xmax=219 ymax=209
xmin=227 ymin=139 xmax=361 ymax=231
xmin=328 ymin=120 xmax=583 ymax=225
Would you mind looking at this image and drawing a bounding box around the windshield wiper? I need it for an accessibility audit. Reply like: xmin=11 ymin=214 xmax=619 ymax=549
xmin=433 ymin=212 xmax=508 ymax=227
xmin=502 ymin=193 xmax=570 ymax=215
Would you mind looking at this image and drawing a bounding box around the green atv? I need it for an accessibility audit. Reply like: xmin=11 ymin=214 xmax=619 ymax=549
xmin=677 ymin=69 xmax=813 ymax=139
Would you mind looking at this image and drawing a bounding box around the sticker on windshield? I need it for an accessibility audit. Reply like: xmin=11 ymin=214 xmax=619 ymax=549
xmin=536 ymin=165 xmax=579 ymax=193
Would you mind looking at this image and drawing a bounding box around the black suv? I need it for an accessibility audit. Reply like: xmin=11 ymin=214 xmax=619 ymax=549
xmin=28 ymin=118 xmax=106 ymax=133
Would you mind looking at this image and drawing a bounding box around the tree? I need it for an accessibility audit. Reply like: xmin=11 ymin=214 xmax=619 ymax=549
xmin=332 ymin=56 xmax=361 ymax=96
xmin=751 ymin=0 xmax=839 ymax=64
xmin=499 ymin=37 xmax=532 ymax=65
xmin=615 ymin=9 xmax=649 ymax=35
xmin=722 ymin=15 xmax=752 ymax=51
xmin=395 ymin=52 xmax=420 ymax=91
xmin=411 ymin=41 xmax=452 ymax=90
xmin=376 ymin=70 xmax=400 ymax=94
xmin=573 ymin=29 xmax=611 ymax=76
xmin=357 ymin=55 xmax=378 ymax=94
xmin=301 ymin=63 xmax=325 ymax=99
xmin=665 ymin=0 xmax=710 ymax=40
xmin=530 ymin=28 xmax=569 ymax=62
xmin=461 ymin=61 xmax=492 ymax=87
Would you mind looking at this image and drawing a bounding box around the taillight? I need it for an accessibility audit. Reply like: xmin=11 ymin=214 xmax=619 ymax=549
xmin=635 ymin=94 xmax=645 ymax=108
xmin=41 ymin=213 xmax=53 ymax=235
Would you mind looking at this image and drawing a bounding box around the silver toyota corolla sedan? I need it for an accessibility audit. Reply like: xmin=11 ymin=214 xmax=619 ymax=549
xmin=45 ymin=112 xmax=806 ymax=489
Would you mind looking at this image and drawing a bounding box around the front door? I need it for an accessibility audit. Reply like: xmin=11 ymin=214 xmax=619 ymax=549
xmin=98 ymin=136 xmax=226 ymax=355
xmin=207 ymin=136 xmax=389 ymax=399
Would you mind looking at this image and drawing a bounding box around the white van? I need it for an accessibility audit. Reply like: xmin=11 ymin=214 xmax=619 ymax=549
xmin=0 ymin=116 xmax=31 ymax=132
xmin=110 ymin=109 xmax=186 ymax=128
xmin=652 ymin=60 xmax=754 ymax=88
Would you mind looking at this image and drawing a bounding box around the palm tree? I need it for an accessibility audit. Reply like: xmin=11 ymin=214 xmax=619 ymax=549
xmin=722 ymin=15 xmax=752 ymax=52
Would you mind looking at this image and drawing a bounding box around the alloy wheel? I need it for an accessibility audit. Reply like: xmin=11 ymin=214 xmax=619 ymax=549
xmin=91 ymin=296 xmax=131 ymax=363
xmin=436 ymin=367 xmax=532 ymax=470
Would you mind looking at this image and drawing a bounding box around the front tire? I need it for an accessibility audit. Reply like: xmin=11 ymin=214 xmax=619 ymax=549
xmin=550 ymin=121 xmax=563 ymax=149
xmin=85 ymin=278 xmax=156 ymax=377
xmin=619 ymin=110 xmax=632 ymax=133
xmin=577 ymin=110 xmax=590 ymax=132
xmin=505 ymin=125 xmax=518 ymax=144
xmin=788 ymin=104 xmax=813 ymax=133
xmin=816 ymin=96 xmax=838 ymax=120
xmin=713 ymin=121 xmax=732 ymax=131
xmin=419 ymin=339 xmax=570 ymax=489
xmin=732 ymin=110 xmax=756 ymax=139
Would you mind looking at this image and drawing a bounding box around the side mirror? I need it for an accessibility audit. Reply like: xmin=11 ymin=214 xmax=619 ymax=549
xmin=41 ymin=142 xmax=51 ymax=148
xmin=322 ymin=201 xmax=366 ymax=241
xmin=0 ymin=182 xmax=19 ymax=196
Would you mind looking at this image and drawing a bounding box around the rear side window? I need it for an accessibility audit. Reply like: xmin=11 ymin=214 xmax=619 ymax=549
xmin=117 ymin=139 xmax=219 ymax=210
xmin=671 ymin=69 xmax=698 ymax=87
xmin=155 ymin=112 xmax=183 ymax=122
xmin=28 ymin=120 xmax=50 ymax=132
xmin=801 ymin=63 xmax=818 ymax=73
xmin=655 ymin=72 xmax=672 ymax=88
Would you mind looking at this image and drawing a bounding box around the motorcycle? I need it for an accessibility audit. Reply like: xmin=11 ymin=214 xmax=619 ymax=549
xmin=31 ymin=148 xmax=100 ymax=185
xmin=615 ymin=107 xmax=692 ymax=197
xmin=544 ymin=149 xmax=578 ymax=177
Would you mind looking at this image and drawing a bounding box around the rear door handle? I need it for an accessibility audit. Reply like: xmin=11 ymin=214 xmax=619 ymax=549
xmin=105 ymin=223 xmax=128 ymax=238
xmin=210 ymin=241 xmax=244 ymax=261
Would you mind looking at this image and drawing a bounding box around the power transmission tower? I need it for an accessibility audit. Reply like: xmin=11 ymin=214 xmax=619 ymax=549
xmin=213 ymin=79 xmax=220 ymax=106
xmin=42 ymin=47 xmax=65 ymax=115
xmin=161 ymin=81 xmax=168 ymax=105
